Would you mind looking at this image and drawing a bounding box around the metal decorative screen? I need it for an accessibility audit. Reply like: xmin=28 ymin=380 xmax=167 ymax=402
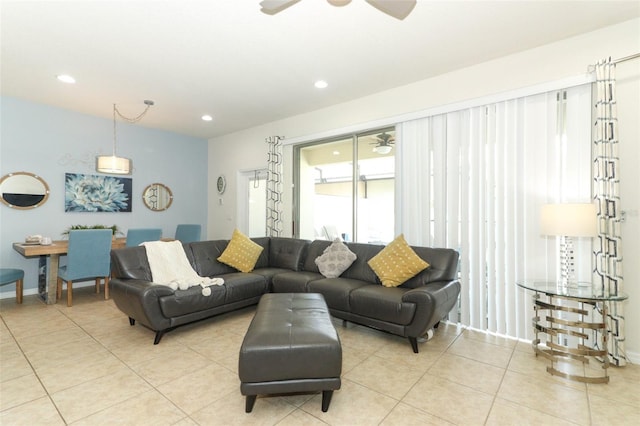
xmin=266 ymin=136 xmax=283 ymax=237
xmin=592 ymin=58 xmax=626 ymax=366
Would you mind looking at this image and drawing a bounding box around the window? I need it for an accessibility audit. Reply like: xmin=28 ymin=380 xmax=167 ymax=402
xmin=237 ymin=169 xmax=267 ymax=237
xmin=294 ymin=128 xmax=395 ymax=243
xmin=396 ymin=85 xmax=592 ymax=339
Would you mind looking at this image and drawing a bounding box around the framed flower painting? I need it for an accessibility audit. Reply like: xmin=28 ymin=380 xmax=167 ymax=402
xmin=64 ymin=173 xmax=132 ymax=212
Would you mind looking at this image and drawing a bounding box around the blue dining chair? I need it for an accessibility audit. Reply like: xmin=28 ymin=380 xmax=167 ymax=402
xmin=175 ymin=224 xmax=201 ymax=243
xmin=126 ymin=228 xmax=162 ymax=247
xmin=57 ymin=229 xmax=112 ymax=307
xmin=0 ymin=268 xmax=24 ymax=304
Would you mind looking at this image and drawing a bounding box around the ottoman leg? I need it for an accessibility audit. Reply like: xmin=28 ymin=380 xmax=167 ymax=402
xmin=245 ymin=395 xmax=257 ymax=413
xmin=321 ymin=390 xmax=333 ymax=412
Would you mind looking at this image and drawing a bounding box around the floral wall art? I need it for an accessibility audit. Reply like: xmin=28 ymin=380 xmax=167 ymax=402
xmin=64 ymin=173 xmax=132 ymax=212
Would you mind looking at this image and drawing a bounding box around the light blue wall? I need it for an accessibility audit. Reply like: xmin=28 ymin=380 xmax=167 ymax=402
xmin=0 ymin=96 xmax=208 ymax=296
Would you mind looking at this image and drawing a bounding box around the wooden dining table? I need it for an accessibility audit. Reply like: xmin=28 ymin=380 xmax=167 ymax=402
xmin=12 ymin=238 xmax=127 ymax=304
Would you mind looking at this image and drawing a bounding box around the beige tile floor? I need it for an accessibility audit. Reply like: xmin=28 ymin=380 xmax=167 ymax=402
xmin=1 ymin=288 xmax=639 ymax=425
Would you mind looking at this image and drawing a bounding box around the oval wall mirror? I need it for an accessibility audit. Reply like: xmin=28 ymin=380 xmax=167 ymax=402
xmin=0 ymin=171 xmax=50 ymax=209
xmin=142 ymin=183 xmax=173 ymax=211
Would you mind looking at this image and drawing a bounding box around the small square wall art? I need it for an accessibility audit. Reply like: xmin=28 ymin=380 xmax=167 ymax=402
xmin=64 ymin=173 xmax=132 ymax=212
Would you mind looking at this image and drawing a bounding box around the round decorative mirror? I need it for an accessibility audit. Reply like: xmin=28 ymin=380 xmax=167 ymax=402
xmin=142 ymin=183 xmax=173 ymax=211
xmin=216 ymin=175 xmax=226 ymax=194
xmin=0 ymin=171 xmax=50 ymax=209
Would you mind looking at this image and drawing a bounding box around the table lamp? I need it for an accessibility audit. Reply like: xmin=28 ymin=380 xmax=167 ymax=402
xmin=540 ymin=203 xmax=597 ymax=286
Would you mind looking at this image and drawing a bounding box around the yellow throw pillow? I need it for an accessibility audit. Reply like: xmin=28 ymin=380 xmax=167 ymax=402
xmin=217 ymin=229 xmax=264 ymax=273
xmin=367 ymin=234 xmax=429 ymax=287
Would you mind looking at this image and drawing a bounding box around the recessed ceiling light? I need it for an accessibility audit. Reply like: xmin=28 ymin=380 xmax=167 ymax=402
xmin=314 ymin=80 xmax=328 ymax=89
xmin=56 ymin=74 xmax=76 ymax=84
xmin=333 ymin=151 xmax=340 ymax=155
xmin=201 ymin=115 xmax=213 ymax=121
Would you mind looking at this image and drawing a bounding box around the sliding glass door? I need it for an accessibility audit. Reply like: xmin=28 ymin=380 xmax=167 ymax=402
xmin=294 ymin=128 xmax=395 ymax=243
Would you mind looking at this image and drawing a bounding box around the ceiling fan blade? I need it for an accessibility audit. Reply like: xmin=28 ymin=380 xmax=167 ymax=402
xmin=259 ymin=0 xmax=301 ymax=15
xmin=365 ymin=0 xmax=416 ymax=20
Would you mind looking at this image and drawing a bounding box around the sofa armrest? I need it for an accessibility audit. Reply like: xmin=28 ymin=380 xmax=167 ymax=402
xmin=110 ymin=278 xmax=174 ymax=331
xmin=401 ymin=279 xmax=461 ymax=337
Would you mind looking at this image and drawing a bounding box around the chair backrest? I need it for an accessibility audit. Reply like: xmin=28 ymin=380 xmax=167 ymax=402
xmin=126 ymin=228 xmax=162 ymax=247
xmin=65 ymin=229 xmax=112 ymax=281
xmin=175 ymin=224 xmax=201 ymax=243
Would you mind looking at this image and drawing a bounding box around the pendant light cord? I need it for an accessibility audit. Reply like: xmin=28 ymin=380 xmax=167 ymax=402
xmin=112 ymin=100 xmax=154 ymax=156
xmin=114 ymin=101 xmax=154 ymax=123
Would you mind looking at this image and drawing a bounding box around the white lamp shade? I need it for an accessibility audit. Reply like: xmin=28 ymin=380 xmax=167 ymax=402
xmin=96 ymin=155 xmax=132 ymax=175
xmin=540 ymin=203 xmax=597 ymax=237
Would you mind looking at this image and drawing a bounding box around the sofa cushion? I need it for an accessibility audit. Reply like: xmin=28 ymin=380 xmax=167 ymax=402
xmin=222 ymin=273 xmax=269 ymax=304
xmin=340 ymin=242 xmax=384 ymax=283
xmin=217 ymin=229 xmax=264 ymax=272
xmin=398 ymin=247 xmax=459 ymax=289
xmin=189 ymin=240 xmax=237 ymax=277
xmin=251 ymin=237 xmax=271 ymax=269
xmin=315 ymin=239 xmax=357 ymax=278
xmin=349 ymin=285 xmax=416 ymax=326
xmin=272 ymin=271 xmax=323 ymax=293
xmin=307 ymin=278 xmax=369 ymax=312
xmin=367 ymin=234 xmax=429 ymax=287
xmin=251 ymin=267 xmax=292 ymax=286
xmin=156 ymin=272 xmax=268 ymax=318
xmin=268 ymin=237 xmax=310 ymax=271
xmin=158 ymin=284 xmax=227 ymax=318
xmin=302 ymin=240 xmax=332 ymax=272
xmin=303 ymin=241 xmax=383 ymax=283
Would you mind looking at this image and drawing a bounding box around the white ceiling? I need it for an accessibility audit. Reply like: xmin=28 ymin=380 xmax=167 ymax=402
xmin=2 ymin=1 xmax=639 ymax=140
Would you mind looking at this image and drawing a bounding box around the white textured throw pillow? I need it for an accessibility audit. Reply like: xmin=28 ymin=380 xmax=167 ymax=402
xmin=315 ymin=238 xmax=357 ymax=278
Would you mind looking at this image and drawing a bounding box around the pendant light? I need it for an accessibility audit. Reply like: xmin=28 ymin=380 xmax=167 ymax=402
xmin=96 ymin=100 xmax=154 ymax=174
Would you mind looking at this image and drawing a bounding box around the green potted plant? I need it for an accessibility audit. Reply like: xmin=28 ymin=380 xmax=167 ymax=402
xmin=62 ymin=224 xmax=122 ymax=239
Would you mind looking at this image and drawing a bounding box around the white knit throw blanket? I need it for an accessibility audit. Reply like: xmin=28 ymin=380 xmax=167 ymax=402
xmin=141 ymin=241 xmax=223 ymax=296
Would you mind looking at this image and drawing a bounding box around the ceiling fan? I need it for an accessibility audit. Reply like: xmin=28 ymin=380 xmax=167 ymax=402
xmin=371 ymin=132 xmax=395 ymax=154
xmin=260 ymin=0 xmax=417 ymax=20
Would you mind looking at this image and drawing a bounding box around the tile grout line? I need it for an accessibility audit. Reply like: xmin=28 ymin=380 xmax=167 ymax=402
xmin=0 ymin=313 xmax=69 ymax=424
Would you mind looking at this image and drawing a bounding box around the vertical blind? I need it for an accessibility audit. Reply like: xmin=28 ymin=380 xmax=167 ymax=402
xmin=396 ymin=84 xmax=591 ymax=340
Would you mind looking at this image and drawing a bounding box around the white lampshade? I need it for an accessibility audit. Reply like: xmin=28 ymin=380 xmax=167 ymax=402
xmin=96 ymin=155 xmax=132 ymax=175
xmin=540 ymin=203 xmax=597 ymax=237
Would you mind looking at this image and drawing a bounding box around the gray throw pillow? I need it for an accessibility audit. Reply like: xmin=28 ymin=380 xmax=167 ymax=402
xmin=315 ymin=238 xmax=357 ymax=278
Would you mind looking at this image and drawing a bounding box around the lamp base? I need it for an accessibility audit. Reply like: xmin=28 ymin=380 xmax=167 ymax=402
xmin=559 ymin=235 xmax=576 ymax=284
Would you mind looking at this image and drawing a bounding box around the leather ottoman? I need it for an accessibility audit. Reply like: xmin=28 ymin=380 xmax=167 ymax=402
xmin=239 ymin=293 xmax=342 ymax=413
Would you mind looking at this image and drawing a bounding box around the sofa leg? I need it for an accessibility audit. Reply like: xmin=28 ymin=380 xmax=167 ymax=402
xmin=129 ymin=317 xmax=135 ymax=326
xmin=408 ymin=337 xmax=419 ymax=353
xmin=154 ymin=330 xmax=165 ymax=345
xmin=245 ymin=395 xmax=257 ymax=413
xmin=321 ymin=390 xmax=333 ymax=412
xmin=434 ymin=321 xmax=440 ymax=329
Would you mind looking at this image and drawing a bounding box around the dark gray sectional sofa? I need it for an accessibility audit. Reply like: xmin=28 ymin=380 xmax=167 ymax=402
xmin=109 ymin=237 xmax=460 ymax=352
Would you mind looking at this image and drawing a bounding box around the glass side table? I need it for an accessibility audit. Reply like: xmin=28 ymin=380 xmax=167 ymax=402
xmin=516 ymin=280 xmax=628 ymax=383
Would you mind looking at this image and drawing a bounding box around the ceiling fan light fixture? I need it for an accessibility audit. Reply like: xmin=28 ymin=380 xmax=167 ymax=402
xmin=56 ymin=74 xmax=76 ymax=84
xmin=314 ymin=80 xmax=328 ymax=89
xmin=375 ymin=145 xmax=392 ymax=155
xmin=327 ymin=0 xmax=352 ymax=6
